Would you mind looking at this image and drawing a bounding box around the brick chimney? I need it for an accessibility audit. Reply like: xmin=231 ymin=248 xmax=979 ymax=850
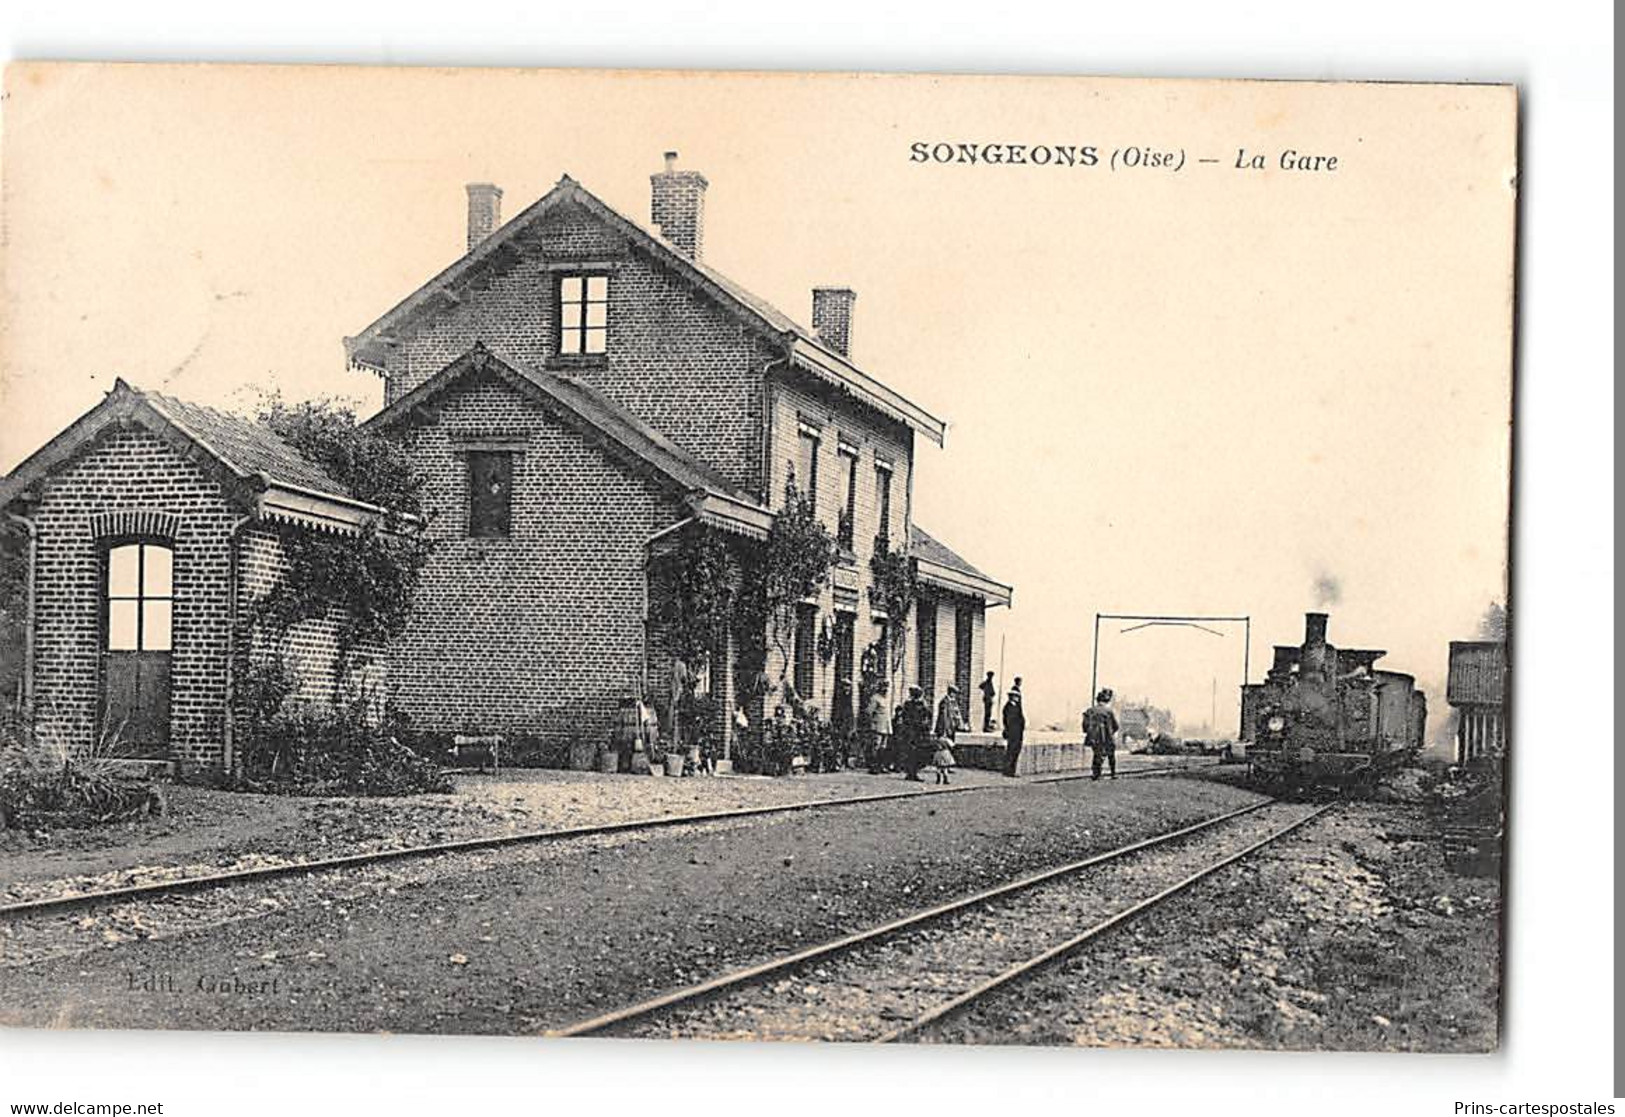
xmin=811 ymin=287 xmax=857 ymax=357
xmin=650 ymin=151 xmax=707 ymax=260
xmin=465 ymin=183 xmax=503 ymax=252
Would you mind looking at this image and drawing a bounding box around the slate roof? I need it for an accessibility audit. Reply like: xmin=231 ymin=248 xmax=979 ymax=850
xmin=541 ymin=373 xmax=746 ymax=500
xmin=910 ymin=524 xmax=993 ymax=581
xmin=0 ymin=380 xmax=365 ymax=513
xmin=134 ymin=388 xmax=350 ymax=497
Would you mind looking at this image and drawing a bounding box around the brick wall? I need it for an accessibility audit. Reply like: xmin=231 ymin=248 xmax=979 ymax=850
xmin=389 ymin=370 xmax=686 ymax=749
xmin=24 ymin=428 xmax=239 ymax=766
xmin=760 ymin=371 xmax=913 ymax=723
xmin=907 ymin=590 xmax=986 ymax=720
xmin=379 ymin=203 xmax=773 ymax=497
xmin=237 ymin=527 xmax=376 ymax=712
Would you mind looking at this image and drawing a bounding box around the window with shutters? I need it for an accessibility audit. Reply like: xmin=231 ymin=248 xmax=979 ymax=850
xmin=837 ymin=441 xmax=859 ymax=551
xmin=795 ymin=423 xmax=820 ymax=506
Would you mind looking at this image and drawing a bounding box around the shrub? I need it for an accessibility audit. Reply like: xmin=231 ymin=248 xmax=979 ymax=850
xmin=678 ymin=692 xmax=722 ymax=761
xmin=236 ymin=699 xmax=451 ymax=797
xmin=498 ymin=733 xmax=571 ymax=770
xmin=0 ymin=716 xmax=161 ymax=830
xmin=733 ymin=699 xmax=848 ymax=776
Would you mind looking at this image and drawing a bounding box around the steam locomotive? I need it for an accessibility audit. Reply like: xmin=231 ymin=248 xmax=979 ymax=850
xmin=1240 ymin=613 xmax=1426 ymax=793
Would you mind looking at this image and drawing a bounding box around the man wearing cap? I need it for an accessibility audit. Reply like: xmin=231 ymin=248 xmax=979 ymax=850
xmin=978 ymin=671 xmax=998 ymax=732
xmin=1001 ymin=684 xmax=1027 ymax=777
xmin=1085 ymin=688 xmax=1121 ymax=780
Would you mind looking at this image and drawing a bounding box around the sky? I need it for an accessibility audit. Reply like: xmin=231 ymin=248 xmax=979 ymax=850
xmin=0 ymin=65 xmax=1516 ymax=737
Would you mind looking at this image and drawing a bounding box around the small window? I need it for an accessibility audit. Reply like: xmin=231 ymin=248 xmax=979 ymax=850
xmin=559 ymin=274 xmax=609 ymax=356
xmin=106 ymin=541 xmax=174 ymax=652
xmin=468 ymin=451 xmax=514 ymax=538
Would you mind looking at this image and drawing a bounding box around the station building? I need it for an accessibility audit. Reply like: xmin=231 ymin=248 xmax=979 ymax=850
xmin=1 ymin=155 xmax=1012 ymax=769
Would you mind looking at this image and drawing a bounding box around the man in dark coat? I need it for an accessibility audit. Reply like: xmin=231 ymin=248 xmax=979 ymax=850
xmin=1001 ymin=686 xmax=1027 ymax=777
xmin=1086 ymin=687 xmax=1121 ymax=780
xmin=979 ymin=671 xmax=998 ymax=732
xmin=897 ymin=686 xmax=932 ymax=782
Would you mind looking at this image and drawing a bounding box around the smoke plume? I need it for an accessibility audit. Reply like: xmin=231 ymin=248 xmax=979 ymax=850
xmin=1312 ymin=572 xmax=1342 ymax=607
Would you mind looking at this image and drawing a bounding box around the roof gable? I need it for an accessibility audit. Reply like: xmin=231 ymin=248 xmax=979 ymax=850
xmin=344 ymin=176 xmax=947 ymax=445
xmin=366 ymin=344 xmax=773 ymax=539
xmin=0 ymin=381 xmax=385 ymax=533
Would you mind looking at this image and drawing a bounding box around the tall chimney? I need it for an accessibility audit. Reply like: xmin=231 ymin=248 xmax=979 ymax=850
xmin=465 ymin=183 xmax=503 ymax=252
xmin=1304 ymin=612 xmax=1329 ymax=646
xmin=650 ymin=151 xmax=708 ymax=260
xmin=811 ymin=287 xmax=857 ymax=357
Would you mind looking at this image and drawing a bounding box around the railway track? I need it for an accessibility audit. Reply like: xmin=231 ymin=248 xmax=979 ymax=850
xmin=548 ymin=798 xmax=1332 ymax=1043
xmin=0 ymin=761 xmax=1209 ymax=920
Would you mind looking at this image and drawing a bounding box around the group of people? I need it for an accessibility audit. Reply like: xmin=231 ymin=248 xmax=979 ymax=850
xmin=861 ymin=683 xmax=963 ymax=783
xmin=857 ymin=676 xmax=1123 ymax=783
xmin=853 ymin=673 xmax=1033 ymax=782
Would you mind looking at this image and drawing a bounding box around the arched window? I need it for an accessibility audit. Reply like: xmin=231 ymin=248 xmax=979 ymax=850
xmin=106 ymin=541 xmax=173 ymax=652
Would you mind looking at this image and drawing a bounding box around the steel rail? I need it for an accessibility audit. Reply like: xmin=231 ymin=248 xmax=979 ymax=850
xmin=877 ymin=801 xmax=1336 ymax=1043
xmin=0 ymin=761 xmax=1211 ymax=919
xmin=545 ymin=797 xmax=1276 ymax=1038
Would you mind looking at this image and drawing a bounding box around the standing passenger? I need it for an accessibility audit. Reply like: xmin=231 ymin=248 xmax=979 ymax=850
xmin=1001 ymin=687 xmax=1027 ymax=777
xmin=898 ymin=686 xmax=931 ymax=782
xmin=864 ymin=687 xmax=892 ymax=775
xmin=935 ymin=684 xmax=963 ymax=743
xmin=1086 ymin=688 xmax=1121 ymax=781
xmin=979 ymin=671 xmax=998 ymax=732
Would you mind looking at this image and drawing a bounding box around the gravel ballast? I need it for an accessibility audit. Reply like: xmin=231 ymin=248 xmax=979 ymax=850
xmin=1 ymin=756 xmax=1208 ymax=906
xmin=922 ymin=802 xmax=1500 ymax=1052
xmin=0 ymin=774 xmax=1258 ymax=1036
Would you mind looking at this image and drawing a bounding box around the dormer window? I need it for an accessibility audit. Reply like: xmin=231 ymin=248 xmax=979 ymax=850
xmin=558 ymin=274 xmax=609 ymax=356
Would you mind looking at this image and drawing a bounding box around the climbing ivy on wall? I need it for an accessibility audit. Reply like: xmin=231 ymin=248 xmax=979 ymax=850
xmin=754 ymin=479 xmax=838 ymax=691
xmin=658 ymin=478 xmax=837 ymax=704
xmin=254 ymin=395 xmax=435 ymax=659
xmin=868 ymin=536 xmax=916 ymax=680
xmin=648 ymin=526 xmax=733 ymax=674
xmin=0 ymin=523 xmax=28 ymax=712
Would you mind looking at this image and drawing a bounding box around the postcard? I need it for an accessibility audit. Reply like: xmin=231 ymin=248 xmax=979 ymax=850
xmin=0 ymin=64 xmax=1515 ymax=1052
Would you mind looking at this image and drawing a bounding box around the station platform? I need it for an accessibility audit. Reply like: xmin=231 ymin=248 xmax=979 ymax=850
xmin=952 ymin=733 xmax=1090 ymax=776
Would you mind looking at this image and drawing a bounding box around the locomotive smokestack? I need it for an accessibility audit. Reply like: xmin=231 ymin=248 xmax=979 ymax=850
xmin=1305 ymin=612 xmax=1329 ymax=645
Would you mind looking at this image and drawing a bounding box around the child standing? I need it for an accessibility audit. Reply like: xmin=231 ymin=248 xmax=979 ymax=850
xmin=932 ymin=736 xmax=957 ymax=784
